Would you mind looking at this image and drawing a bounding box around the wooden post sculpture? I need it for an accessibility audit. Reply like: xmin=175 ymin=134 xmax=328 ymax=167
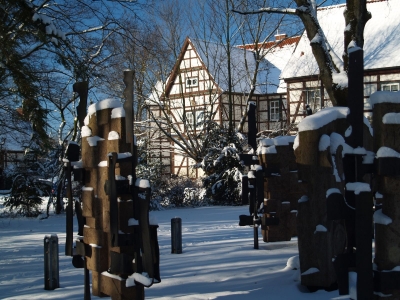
xmin=371 ymin=93 xmax=400 ymax=299
xmin=238 ymin=102 xmax=279 ymax=248
xmin=294 ymin=110 xmax=349 ymax=290
xmin=293 ymin=49 xmax=377 ymax=296
xmin=67 ymin=75 xmax=160 ymax=300
xmin=257 ymin=136 xmax=306 ymax=242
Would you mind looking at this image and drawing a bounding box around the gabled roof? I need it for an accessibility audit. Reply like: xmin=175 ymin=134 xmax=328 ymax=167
xmin=164 ymin=36 xmax=297 ymax=96
xmin=281 ymin=0 xmax=400 ymax=80
xmin=237 ymin=36 xmax=300 ymax=93
xmin=189 ymin=38 xmax=268 ymax=94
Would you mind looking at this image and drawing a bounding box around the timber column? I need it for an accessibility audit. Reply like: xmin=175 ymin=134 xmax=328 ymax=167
xmin=79 ymin=97 xmax=162 ymax=300
xmin=372 ymin=96 xmax=400 ymax=299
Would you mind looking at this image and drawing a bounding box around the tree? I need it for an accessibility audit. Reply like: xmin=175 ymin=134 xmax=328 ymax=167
xmin=198 ymin=123 xmax=244 ymax=204
xmin=140 ymin=0 xmax=300 ymax=178
xmin=233 ymin=0 xmax=370 ymax=107
xmin=2 ymin=0 xmax=156 ymax=214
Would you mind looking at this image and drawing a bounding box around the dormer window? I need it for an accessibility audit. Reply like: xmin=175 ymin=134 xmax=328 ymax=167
xmin=186 ymin=77 xmax=198 ymax=88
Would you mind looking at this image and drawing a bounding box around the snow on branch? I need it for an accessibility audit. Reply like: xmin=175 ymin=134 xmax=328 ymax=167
xmin=232 ymin=7 xmax=297 ymax=16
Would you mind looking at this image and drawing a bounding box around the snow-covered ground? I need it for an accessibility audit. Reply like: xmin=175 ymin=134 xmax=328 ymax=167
xmin=0 ymin=202 xmax=349 ymax=299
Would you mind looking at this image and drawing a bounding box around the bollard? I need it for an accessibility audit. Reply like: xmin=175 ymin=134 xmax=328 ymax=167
xmin=171 ymin=217 xmax=182 ymax=254
xmin=44 ymin=234 xmax=60 ymax=290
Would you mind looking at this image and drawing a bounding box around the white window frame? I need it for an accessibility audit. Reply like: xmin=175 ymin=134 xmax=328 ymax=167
xmin=186 ymin=77 xmax=198 ymax=88
xmin=382 ymin=83 xmax=399 ymax=92
xmin=305 ymin=89 xmax=321 ymax=112
xmin=270 ymin=100 xmax=280 ymax=121
xmin=185 ymin=110 xmax=204 ymax=129
xmin=196 ymin=110 xmax=205 ymax=128
xmin=185 ymin=111 xmax=194 ymax=126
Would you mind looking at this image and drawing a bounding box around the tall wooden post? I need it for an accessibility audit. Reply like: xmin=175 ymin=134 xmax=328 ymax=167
xmin=346 ymin=48 xmax=373 ymax=299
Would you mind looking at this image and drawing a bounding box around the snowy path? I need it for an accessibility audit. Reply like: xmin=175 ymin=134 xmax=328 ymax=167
xmin=0 ymin=206 xmax=344 ymax=299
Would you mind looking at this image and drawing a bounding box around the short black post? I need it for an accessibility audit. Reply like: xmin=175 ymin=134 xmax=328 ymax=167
xmin=44 ymin=234 xmax=60 ymax=290
xmin=171 ymin=217 xmax=182 ymax=254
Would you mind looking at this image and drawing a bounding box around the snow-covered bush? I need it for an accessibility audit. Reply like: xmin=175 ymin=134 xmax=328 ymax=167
xmin=150 ymin=176 xmax=208 ymax=209
xmin=198 ymin=125 xmax=244 ymax=205
xmin=183 ymin=187 xmax=210 ymax=207
xmin=2 ymin=149 xmax=55 ymax=217
xmin=136 ymin=138 xmax=165 ymax=190
xmin=3 ymin=174 xmax=51 ymax=217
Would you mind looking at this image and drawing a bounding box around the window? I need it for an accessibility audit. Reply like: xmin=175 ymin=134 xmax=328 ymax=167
xmin=186 ymin=77 xmax=198 ymax=88
xmin=304 ymin=89 xmax=321 ymax=112
xmin=196 ymin=111 xmax=205 ymax=128
xmin=270 ymin=100 xmax=280 ymax=121
xmin=382 ymin=83 xmax=399 ymax=92
xmin=185 ymin=112 xmax=194 ymax=126
xmin=185 ymin=111 xmax=204 ymax=128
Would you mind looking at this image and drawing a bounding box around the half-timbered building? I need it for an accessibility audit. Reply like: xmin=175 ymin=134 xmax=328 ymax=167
xmin=147 ymin=35 xmax=299 ymax=177
xmin=281 ymin=0 xmax=400 ymax=124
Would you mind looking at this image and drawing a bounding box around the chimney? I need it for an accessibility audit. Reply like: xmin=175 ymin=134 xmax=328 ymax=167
xmin=275 ymin=33 xmax=287 ymax=41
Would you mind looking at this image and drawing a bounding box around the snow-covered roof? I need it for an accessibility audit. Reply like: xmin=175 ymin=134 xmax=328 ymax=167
xmin=190 ymin=38 xmax=265 ymax=94
xmin=239 ymin=36 xmax=300 ymax=93
xmin=281 ymin=0 xmax=400 ymax=80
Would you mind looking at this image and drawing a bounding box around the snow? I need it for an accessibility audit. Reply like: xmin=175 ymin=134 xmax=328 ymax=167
xmin=108 ymin=131 xmax=120 ymax=140
xmin=127 ymin=272 xmax=152 ymax=287
xmin=273 ymin=135 xmax=296 ymax=146
xmin=353 ymin=147 xmax=367 ymax=155
xmin=111 ymin=107 xmax=125 ymax=119
xmin=373 ymin=209 xmax=392 ymax=225
xmin=330 ymin=132 xmax=353 ymax=156
xmin=376 ymin=146 xmax=400 ymax=158
xmin=383 ymin=112 xmax=400 ymax=124
xmin=81 ymin=126 xmax=92 ymax=138
xmin=293 ymin=135 xmax=299 ymax=150
xmin=314 ymin=225 xmax=327 ymax=233
xmin=102 ymin=271 xmax=123 ymax=281
xmin=382 ymin=266 xmax=400 ymax=272
xmin=135 ymin=178 xmax=150 ymax=188
xmin=286 ymin=255 xmax=300 ymax=270
xmin=298 ymin=195 xmax=309 ymax=203
xmin=84 ymin=99 xmax=122 ymax=125
xmin=86 ymin=136 xmax=104 ymax=146
xmin=0 ymin=201 xmax=367 ymax=300
xmin=298 ymin=107 xmax=350 ymax=132
xmin=346 ymin=182 xmax=371 ymax=195
xmin=363 ymin=151 xmax=375 ymax=164
xmin=370 ymin=91 xmax=400 ymax=107
xmin=332 ymin=71 xmax=348 ymax=89
xmin=128 ymin=218 xmax=139 ymax=226
xmin=301 ymin=268 xmax=320 ymax=276
xmin=326 ymin=188 xmax=341 ymax=198
xmin=32 ymin=13 xmax=66 ymax=41
xmin=98 ymin=161 xmax=107 ymax=167
xmin=71 ymin=160 xmax=83 ymax=169
xmin=364 ymin=117 xmax=373 ymax=137
xmin=191 ymin=39 xmax=266 ymax=94
xmin=347 ymin=41 xmax=362 ymax=54
xmin=259 ymin=145 xmax=277 ymax=154
xmin=106 ymin=152 xmax=132 ymax=159
xmin=345 ymin=126 xmax=352 ymax=137
xmin=281 ymin=1 xmax=400 ymax=80
xmin=259 ymin=138 xmax=274 ymax=147
xmin=319 ymin=134 xmax=330 ymax=151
